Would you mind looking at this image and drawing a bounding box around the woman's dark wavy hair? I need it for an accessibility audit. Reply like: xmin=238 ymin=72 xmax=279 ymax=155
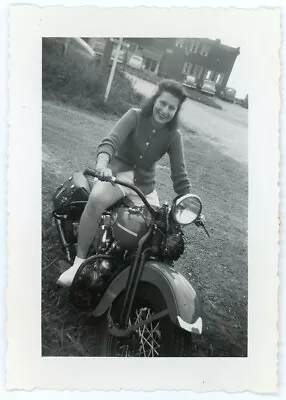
xmin=141 ymin=79 xmax=187 ymax=131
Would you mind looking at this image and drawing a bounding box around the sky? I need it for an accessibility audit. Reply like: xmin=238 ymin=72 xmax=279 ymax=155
xmin=204 ymin=34 xmax=250 ymax=98
xmin=203 ymin=35 xmax=249 ymax=98
xmin=179 ymin=12 xmax=256 ymax=98
xmin=171 ymin=8 xmax=279 ymax=99
xmin=122 ymin=10 xmax=275 ymax=98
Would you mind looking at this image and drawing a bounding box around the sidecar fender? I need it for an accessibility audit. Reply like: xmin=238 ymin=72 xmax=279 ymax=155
xmin=92 ymin=261 xmax=202 ymax=335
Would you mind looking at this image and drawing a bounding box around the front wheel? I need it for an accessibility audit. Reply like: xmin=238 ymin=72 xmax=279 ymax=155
xmin=95 ymin=283 xmax=193 ymax=357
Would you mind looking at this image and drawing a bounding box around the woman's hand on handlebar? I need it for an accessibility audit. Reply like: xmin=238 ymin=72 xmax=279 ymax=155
xmin=95 ymin=166 xmax=113 ymax=179
xmin=95 ymin=153 xmax=113 ymax=180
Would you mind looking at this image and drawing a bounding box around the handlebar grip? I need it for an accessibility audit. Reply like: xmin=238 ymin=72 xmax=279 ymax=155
xmin=83 ymin=168 xmax=97 ymax=177
xmin=83 ymin=168 xmax=156 ymax=216
xmin=83 ymin=168 xmax=116 ymax=183
xmin=99 ymin=176 xmax=116 ymax=183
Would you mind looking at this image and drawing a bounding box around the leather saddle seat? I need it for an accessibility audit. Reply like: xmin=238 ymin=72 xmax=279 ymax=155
xmin=53 ymin=171 xmax=137 ymax=216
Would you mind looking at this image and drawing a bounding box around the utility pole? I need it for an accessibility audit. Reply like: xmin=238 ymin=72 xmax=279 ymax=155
xmin=99 ymin=38 xmax=114 ymax=75
xmin=104 ymin=37 xmax=123 ymax=103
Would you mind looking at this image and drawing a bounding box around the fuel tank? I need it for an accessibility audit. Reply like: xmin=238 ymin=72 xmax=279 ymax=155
xmin=111 ymin=207 xmax=150 ymax=250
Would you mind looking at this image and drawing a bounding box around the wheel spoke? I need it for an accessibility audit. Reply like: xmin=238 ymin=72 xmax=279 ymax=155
xmin=115 ymin=306 xmax=163 ymax=357
xmin=138 ymin=310 xmax=149 ymax=357
xmin=135 ymin=308 xmax=161 ymax=356
xmin=139 ymin=333 xmax=160 ymax=356
xmin=139 ymin=325 xmax=160 ymax=349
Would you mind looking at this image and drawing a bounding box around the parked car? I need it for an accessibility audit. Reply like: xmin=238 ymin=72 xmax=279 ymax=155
xmin=200 ymin=79 xmax=216 ymax=96
xmin=127 ymin=54 xmax=144 ymax=70
xmin=241 ymin=94 xmax=248 ymax=109
xmin=220 ymin=87 xmax=236 ymax=103
xmin=182 ymin=75 xmax=197 ymax=90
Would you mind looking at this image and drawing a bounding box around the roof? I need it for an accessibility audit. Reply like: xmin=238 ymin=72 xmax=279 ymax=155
xmin=190 ymin=37 xmax=240 ymax=53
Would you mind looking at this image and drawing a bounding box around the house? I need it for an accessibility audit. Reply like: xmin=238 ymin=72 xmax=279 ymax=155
xmin=84 ymin=38 xmax=240 ymax=91
xmin=124 ymin=38 xmax=172 ymax=75
xmin=86 ymin=38 xmax=169 ymax=72
xmin=125 ymin=38 xmax=240 ymax=91
xmin=124 ymin=38 xmax=168 ymax=74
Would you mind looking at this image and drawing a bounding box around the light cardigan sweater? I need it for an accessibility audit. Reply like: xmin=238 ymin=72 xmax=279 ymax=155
xmin=96 ymin=107 xmax=191 ymax=196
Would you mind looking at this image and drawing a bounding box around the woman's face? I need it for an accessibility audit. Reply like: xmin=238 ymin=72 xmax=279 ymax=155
xmin=152 ymin=91 xmax=180 ymax=126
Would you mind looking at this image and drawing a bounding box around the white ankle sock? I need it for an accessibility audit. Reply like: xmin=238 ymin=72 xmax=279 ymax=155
xmin=72 ymin=256 xmax=86 ymax=270
xmin=57 ymin=256 xmax=86 ymax=287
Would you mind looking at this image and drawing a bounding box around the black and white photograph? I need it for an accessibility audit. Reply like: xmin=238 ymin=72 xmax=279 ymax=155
xmin=42 ymin=36 xmax=248 ymax=358
xmin=7 ymin=5 xmax=280 ymax=392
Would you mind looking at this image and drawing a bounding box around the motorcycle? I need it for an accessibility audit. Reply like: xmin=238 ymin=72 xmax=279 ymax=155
xmin=52 ymin=168 xmax=210 ymax=357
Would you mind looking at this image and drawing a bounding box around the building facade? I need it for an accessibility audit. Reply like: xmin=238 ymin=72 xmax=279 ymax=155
xmin=126 ymin=38 xmax=240 ymax=91
xmin=86 ymin=38 xmax=240 ymax=91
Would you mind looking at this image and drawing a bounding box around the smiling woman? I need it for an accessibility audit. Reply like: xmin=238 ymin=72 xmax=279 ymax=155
xmin=57 ymin=79 xmax=192 ymax=287
xmin=152 ymin=92 xmax=179 ymax=126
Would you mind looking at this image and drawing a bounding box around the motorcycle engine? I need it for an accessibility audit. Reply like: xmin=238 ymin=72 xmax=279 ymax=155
xmin=151 ymin=205 xmax=185 ymax=261
xmin=86 ymin=258 xmax=114 ymax=290
xmin=164 ymin=223 xmax=185 ymax=260
xmin=70 ymin=257 xmax=115 ymax=310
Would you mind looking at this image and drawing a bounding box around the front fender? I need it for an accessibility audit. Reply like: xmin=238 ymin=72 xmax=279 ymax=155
xmin=92 ymin=261 xmax=202 ymax=334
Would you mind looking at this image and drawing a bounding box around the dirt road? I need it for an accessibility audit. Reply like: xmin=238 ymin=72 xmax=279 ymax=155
xmin=130 ymin=76 xmax=248 ymax=165
xmin=42 ymin=98 xmax=248 ymax=357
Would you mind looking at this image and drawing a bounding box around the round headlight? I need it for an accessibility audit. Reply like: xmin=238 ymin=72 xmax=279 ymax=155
xmin=172 ymin=194 xmax=202 ymax=226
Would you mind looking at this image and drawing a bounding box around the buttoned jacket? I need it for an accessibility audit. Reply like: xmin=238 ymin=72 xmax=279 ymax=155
xmin=97 ymin=108 xmax=191 ymax=195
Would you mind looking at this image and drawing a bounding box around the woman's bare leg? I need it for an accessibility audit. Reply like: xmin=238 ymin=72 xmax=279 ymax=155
xmin=77 ymin=180 xmax=124 ymax=258
xmin=57 ymin=180 xmax=124 ymax=286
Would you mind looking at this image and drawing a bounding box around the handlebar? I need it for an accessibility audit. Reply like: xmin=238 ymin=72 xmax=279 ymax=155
xmin=83 ymin=168 xmax=157 ymax=216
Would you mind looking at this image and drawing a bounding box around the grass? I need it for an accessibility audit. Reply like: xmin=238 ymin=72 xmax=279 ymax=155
xmin=42 ymin=47 xmax=143 ymax=117
xmin=42 ymin=100 xmax=248 ymax=357
xmin=42 ymin=41 xmax=221 ymax=120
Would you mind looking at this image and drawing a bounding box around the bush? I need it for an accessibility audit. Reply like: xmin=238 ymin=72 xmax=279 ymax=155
xmin=42 ymin=46 xmax=142 ymax=116
xmin=124 ymin=65 xmax=163 ymax=85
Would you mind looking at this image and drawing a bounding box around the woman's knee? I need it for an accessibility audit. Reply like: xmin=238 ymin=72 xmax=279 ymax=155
xmin=87 ymin=191 xmax=107 ymax=214
xmin=87 ymin=182 xmax=121 ymax=213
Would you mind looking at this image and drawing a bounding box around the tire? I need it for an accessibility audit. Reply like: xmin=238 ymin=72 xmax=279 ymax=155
xmin=95 ymin=283 xmax=193 ymax=357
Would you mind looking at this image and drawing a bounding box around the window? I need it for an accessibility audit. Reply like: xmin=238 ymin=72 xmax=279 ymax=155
xmin=200 ymin=43 xmax=210 ymax=57
xmin=193 ymin=64 xmax=204 ymax=79
xmin=144 ymin=58 xmax=157 ymax=72
xmin=189 ymin=40 xmax=200 ymax=54
xmin=182 ymin=62 xmax=193 ymax=75
xmin=205 ymin=70 xmax=213 ymax=80
xmin=175 ymin=38 xmax=184 ymax=48
xmin=216 ymin=73 xmax=224 ymax=84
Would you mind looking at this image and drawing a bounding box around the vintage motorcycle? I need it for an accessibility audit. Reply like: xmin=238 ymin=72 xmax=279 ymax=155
xmin=52 ymin=168 xmax=210 ymax=357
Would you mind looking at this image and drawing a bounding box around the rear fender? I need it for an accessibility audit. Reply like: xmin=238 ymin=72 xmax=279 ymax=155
xmin=92 ymin=261 xmax=202 ymax=334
